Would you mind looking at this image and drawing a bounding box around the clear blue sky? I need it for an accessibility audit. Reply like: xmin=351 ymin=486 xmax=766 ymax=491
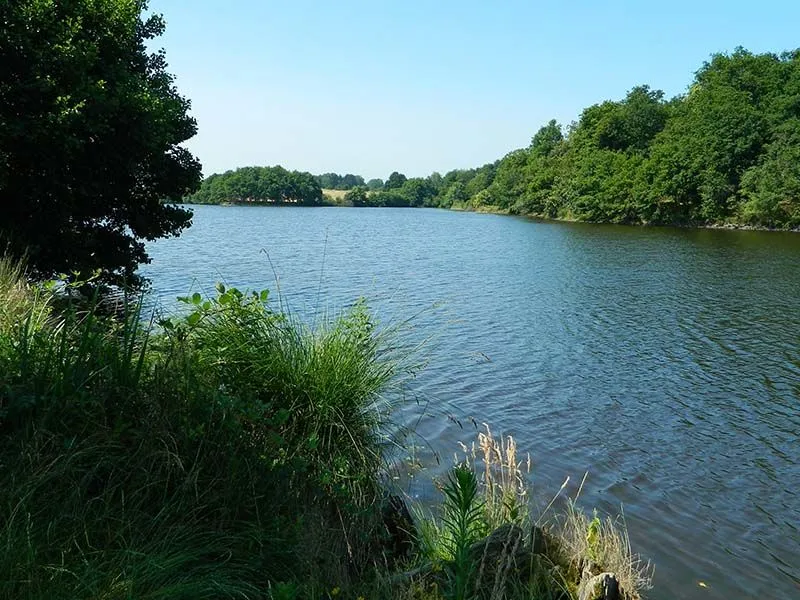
xmin=153 ymin=0 xmax=800 ymax=180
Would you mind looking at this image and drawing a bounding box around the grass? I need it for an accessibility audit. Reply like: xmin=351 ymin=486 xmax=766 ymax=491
xmin=558 ymin=503 xmax=654 ymax=598
xmin=398 ymin=425 xmax=654 ymax=600
xmin=0 ymin=257 xmax=404 ymax=598
xmin=0 ymin=256 xmax=653 ymax=600
xmin=322 ymin=189 xmax=350 ymax=206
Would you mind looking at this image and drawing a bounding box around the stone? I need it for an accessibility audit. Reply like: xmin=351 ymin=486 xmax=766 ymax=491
xmin=578 ymin=572 xmax=622 ymax=600
xmin=468 ymin=523 xmax=527 ymax=567
xmin=381 ymin=494 xmax=417 ymax=562
xmin=530 ymin=524 xmax=556 ymax=557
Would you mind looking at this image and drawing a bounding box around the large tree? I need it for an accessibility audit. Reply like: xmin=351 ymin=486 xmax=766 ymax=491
xmin=384 ymin=171 xmax=407 ymax=190
xmin=0 ymin=0 xmax=201 ymax=287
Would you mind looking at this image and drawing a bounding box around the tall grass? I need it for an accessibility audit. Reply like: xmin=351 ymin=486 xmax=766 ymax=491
xmin=405 ymin=426 xmax=653 ymax=600
xmin=558 ymin=504 xmax=654 ymax=598
xmin=0 ymin=257 xmax=403 ymax=599
xmin=457 ymin=424 xmax=532 ymax=530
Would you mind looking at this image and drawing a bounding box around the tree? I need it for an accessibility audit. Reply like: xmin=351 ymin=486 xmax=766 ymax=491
xmin=427 ymin=171 xmax=443 ymax=193
xmin=464 ymin=163 xmax=496 ymax=199
xmin=489 ymin=150 xmax=529 ymax=209
xmin=340 ymin=174 xmax=365 ymax=189
xmin=315 ymin=173 xmax=341 ymax=189
xmin=366 ymin=178 xmax=384 ymax=191
xmin=530 ymin=120 xmax=564 ymax=157
xmin=424 ymin=49 xmax=800 ymax=228
xmin=314 ymin=172 xmax=365 ymax=190
xmin=399 ymin=178 xmax=437 ymax=207
xmin=0 ymin=0 xmax=202 ymax=288
xmin=441 ymin=181 xmax=468 ymax=207
xmin=384 ymin=171 xmax=407 ymax=190
xmin=738 ymin=120 xmax=800 ymax=227
xmin=345 ymin=186 xmax=369 ymax=207
xmin=640 ymin=51 xmax=774 ymax=223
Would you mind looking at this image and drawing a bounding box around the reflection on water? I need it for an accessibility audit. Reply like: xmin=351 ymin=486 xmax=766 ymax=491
xmin=143 ymin=206 xmax=800 ymax=600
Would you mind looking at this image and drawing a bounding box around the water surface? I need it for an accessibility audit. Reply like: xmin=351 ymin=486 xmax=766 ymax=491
xmin=143 ymin=206 xmax=800 ymax=600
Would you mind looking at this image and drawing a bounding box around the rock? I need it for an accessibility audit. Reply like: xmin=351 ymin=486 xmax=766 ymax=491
xmin=578 ymin=572 xmax=621 ymax=600
xmin=468 ymin=523 xmax=527 ymax=567
xmin=467 ymin=522 xmax=532 ymax=594
xmin=530 ymin=524 xmax=556 ymax=557
xmin=381 ymin=494 xmax=417 ymax=562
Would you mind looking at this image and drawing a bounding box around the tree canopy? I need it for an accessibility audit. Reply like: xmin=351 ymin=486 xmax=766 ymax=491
xmin=182 ymin=47 xmax=800 ymax=230
xmin=314 ymin=172 xmax=365 ymax=190
xmin=186 ymin=166 xmax=323 ymax=205
xmin=0 ymin=0 xmax=201 ymax=287
xmin=309 ymin=48 xmax=800 ymax=229
xmin=428 ymin=48 xmax=800 ymax=228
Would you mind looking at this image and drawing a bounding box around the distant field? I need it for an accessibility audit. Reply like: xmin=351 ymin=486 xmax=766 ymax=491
xmin=322 ymin=189 xmax=348 ymax=200
xmin=322 ymin=188 xmax=350 ymax=206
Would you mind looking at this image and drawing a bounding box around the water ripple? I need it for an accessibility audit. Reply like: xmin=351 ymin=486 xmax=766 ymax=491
xmin=143 ymin=207 xmax=800 ymax=600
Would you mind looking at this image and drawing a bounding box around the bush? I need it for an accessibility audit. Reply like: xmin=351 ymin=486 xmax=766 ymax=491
xmin=0 ymin=257 xmax=401 ymax=599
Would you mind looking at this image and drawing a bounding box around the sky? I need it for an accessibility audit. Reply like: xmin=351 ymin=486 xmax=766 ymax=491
xmin=152 ymin=0 xmax=800 ymax=181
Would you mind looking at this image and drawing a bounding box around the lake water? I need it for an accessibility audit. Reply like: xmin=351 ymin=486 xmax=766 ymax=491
xmin=142 ymin=205 xmax=800 ymax=600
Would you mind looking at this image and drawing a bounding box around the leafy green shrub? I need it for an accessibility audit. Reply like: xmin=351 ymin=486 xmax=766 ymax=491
xmin=0 ymin=257 xmax=402 ymax=599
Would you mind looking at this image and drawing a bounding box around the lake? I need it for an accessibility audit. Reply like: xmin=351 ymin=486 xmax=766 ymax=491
xmin=142 ymin=205 xmax=800 ymax=600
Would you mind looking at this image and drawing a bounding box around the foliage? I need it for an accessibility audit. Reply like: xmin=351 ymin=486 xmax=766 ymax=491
xmin=469 ymin=426 xmax=531 ymax=529
xmin=0 ymin=0 xmax=202 ymax=288
xmin=427 ymin=47 xmax=800 ymax=229
xmin=385 ymin=171 xmax=409 ymax=190
xmin=365 ymin=190 xmax=411 ymax=207
xmin=0 ymin=260 xmax=655 ymax=599
xmin=186 ymin=165 xmax=323 ymax=205
xmin=406 ymin=428 xmax=652 ymax=600
xmin=441 ymin=466 xmax=485 ymax=600
xmin=738 ymin=120 xmax=800 ymax=227
xmin=345 ymin=186 xmax=370 ymax=207
xmin=164 ymin=46 xmax=800 ymax=229
xmin=559 ymin=503 xmax=654 ymax=598
xmin=315 ymin=173 xmax=366 ymax=190
xmin=0 ymin=256 xmax=403 ymax=599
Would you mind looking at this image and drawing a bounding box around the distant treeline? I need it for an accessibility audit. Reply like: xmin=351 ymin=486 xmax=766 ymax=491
xmin=455 ymin=47 xmax=800 ymax=229
xmin=316 ymin=173 xmax=369 ymax=190
xmin=185 ymin=166 xmax=324 ymax=205
xmin=187 ymin=48 xmax=800 ymax=228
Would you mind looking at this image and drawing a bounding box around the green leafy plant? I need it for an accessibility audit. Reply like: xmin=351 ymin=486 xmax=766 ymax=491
xmin=441 ymin=464 xmax=486 ymax=600
xmin=0 ymin=256 xmax=408 ymax=598
xmin=586 ymin=510 xmax=601 ymax=563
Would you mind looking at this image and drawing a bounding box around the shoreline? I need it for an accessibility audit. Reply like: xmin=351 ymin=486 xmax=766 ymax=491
xmin=180 ymin=201 xmax=800 ymax=233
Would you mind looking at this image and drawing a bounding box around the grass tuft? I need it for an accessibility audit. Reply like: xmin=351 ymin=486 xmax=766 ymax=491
xmin=558 ymin=502 xmax=654 ymax=598
xmin=0 ymin=256 xmax=405 ymax=599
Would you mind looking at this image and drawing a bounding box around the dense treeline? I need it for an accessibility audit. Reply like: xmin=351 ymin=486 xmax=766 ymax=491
xmin=189 ymin=49 xmax=800 ymax=229
xmin=358 ymin=48 xmax=800 ymax=228
xmin=451 ymin=48 xmax=800 ymax=228
xmin=343 ymin=165 xmax=497 ymax=208
xmin=314 ymin=172 xmax=365 ymax=190
xmin=456 ymin=48 xmax=795 ymax=229
xmin=313 ymin=173 xmax=387 ymax=190
xmin=186 ymin=166 xmax=323 ymax=205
